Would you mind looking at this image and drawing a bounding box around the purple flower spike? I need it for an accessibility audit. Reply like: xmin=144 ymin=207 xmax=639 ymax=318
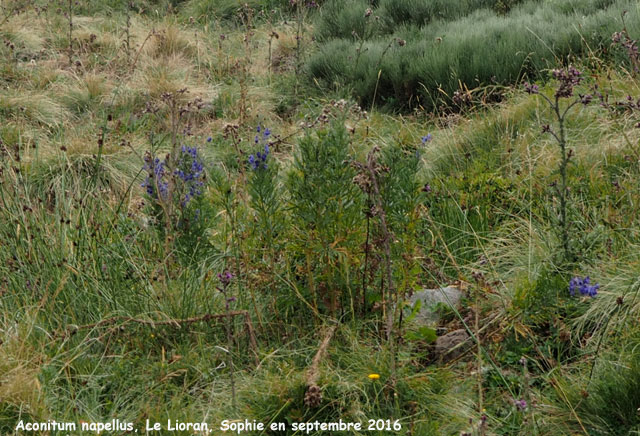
xmin=514 ymin=399 xmax=527 ymax=411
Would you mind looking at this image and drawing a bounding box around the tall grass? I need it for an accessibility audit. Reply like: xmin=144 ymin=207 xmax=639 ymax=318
xmin=309 ymin=0 xmax=640 ymax=110
xmin=314 ymin=0 xmax=373 ymax=41
xmin=315 ymin=0 xmax=502 ymax=41
xmin=378 ymin=0 xmax=497 ymax=29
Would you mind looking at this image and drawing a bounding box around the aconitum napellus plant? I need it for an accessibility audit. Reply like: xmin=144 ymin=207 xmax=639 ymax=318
xmin=247 ymin=126 xmax=282 ymax=252
xmin=569 ymin=276 xmax=599 ymax=297
xmin=141 ymin=144 xmax=206 ymax=211
xmin=248 ymin=125 xmax=271 ymax=171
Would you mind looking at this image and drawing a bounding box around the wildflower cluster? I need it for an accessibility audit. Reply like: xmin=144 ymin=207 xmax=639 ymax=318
xmin=141 ymin=155 xmax=168 ymax=198
xmin=569 ymin=276 xmax=599 ymax=297
xmin=514 ymin=398 xmax=527 ymax=411
xmin=217 ymin=270 xmax=236 ymax=305
xmin=141 ymin=145 xmax=205 ymax=207
xmin=175 ymin=145 xmax=205 ymax=206
xmin=452 ymin=89 xmax=473 ymax=107
xmin=552 ymin=66 xmax=583 ymax=98
xmin=217 ymin=270 xmax=233 ymax=287
xmin=590 ymin=83 xmax=640 ymax=119
xmin=524 ymin=82 xmax=539 ymax=94
xmin=248 ymin=126 xmax=271 ymax=171
xmin=612 ymin=30 xmax=639 ymax=73
xmin=610 ymin=94 xmax=640 ymax=112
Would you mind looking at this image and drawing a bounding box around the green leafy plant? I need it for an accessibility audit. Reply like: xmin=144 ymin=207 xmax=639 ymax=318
xmin=287 ymin=117 xmax=363 ymax=318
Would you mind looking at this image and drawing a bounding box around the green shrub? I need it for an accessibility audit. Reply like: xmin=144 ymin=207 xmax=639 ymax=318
xmin=286 ymin=120 xmax=364 ymax=316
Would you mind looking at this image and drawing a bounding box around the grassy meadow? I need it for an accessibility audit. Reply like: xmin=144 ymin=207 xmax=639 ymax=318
xmin=2 ymin=0 xmax=640 ymax=435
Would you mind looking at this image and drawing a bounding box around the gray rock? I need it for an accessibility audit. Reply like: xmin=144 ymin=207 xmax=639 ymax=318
xmin=435 ymin=329 xmax=472 ymax=362
xmin=404 ymin=286 xmax=464 ymax=325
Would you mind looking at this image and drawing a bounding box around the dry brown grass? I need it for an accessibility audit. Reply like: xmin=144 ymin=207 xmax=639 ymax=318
xmin=145 ymin=21 xmax=198 ymax=59
xmin=0 ymin=89 xmax=70 ymax=127
xmin=0 ymin=317 xmax=47 ymax=420
xmin=0 ymin=4 xmax=311 ymax=175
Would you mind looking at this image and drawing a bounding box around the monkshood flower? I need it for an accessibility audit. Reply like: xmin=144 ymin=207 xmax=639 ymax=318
xmin=141 ymin=154 xmax=169 ymax=199
xmin=248 ymin=125 xmax=272 ymax=171
xmin=414 ymin=133 xmax=433 ymax=160
xmin=569 ymin=276 xmax=599 ymax=297
xmin=249 ymin=145 xmax=269 ymax=170
xmin=255 ymin=125 xmax=271 ymax=143
xmin=175 ymin=145 xmax=205 ymax=206
xmin=141 ymin=145 xmax=205 ymax=207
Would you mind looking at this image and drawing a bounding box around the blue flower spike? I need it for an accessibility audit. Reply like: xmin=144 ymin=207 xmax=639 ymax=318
xmin=569 ymin=276 xmax=599 ymax=298
xmin=141 ymin=145 xmax=205 ymax=207
xmin=247 ymin=126 xmax=273 ymax=171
